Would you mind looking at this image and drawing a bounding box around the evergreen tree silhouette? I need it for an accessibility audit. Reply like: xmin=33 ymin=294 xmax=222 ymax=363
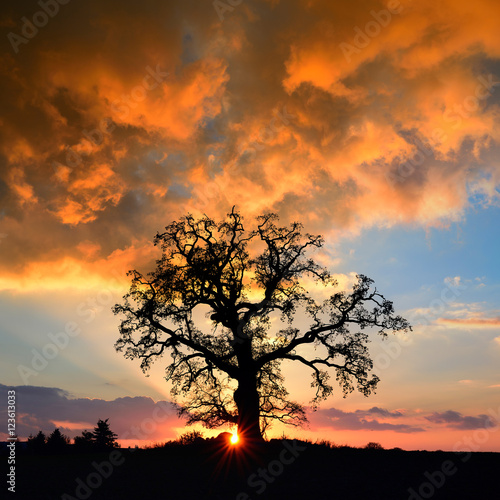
xmin=92 ymin=419 xmax=118 ymax=450
xmin=27 ymin=430 xmax=46 ymax=454
xmin=46 ymin=428 xmax=70 ymax=453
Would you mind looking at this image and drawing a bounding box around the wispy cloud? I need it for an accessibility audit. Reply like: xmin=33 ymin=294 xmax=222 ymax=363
xmin=309 ymin=407 xmax=424 ymax=434
xmin=438 ymin=317 xmax=500 ymax=327
xmin=309 ymin=405 xmax=498 ymax=434
xmin=425 ymin=410 xmax=496 ymax=430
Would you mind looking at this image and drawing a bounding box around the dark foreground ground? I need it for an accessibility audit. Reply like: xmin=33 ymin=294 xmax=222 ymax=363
xmin=5 ymin=440 xmax=500 ymax=499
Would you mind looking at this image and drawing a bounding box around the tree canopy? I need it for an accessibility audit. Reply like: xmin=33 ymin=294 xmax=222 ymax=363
xmin=114 ymin=208 xmax=410 ymax=444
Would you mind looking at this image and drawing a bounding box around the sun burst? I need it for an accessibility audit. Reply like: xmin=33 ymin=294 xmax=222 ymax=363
xmin=230 ymin=432 xmax=239 ymax=445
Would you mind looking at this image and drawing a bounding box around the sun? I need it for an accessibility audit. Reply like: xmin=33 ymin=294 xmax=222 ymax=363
xmin=230 ymin=432 xmax=239 ymax=445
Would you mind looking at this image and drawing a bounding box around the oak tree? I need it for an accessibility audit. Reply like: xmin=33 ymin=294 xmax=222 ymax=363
xmin=114 ymin=209 xmax=410 ymax=444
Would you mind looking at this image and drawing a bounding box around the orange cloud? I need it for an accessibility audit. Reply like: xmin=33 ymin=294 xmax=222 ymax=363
xmin=0 ymin=242 xmax=158 ymax=293
xmin=8 ymin=167 xmax=38 ymax=206
xmin=438 ymin=317 xmax=500 ymax=327
xmin=51 ymin=163 xmax=126 ymax=225
xmin=1 ymin=0 xmax=500 ymax=285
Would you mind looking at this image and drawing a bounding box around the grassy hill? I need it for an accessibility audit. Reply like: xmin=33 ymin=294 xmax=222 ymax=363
xmin=7 ymin=439 xmax=500 ymax=499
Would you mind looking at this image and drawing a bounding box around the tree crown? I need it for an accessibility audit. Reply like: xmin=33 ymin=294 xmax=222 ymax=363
xmin=114 ymin=209 xmax=410 ymax=432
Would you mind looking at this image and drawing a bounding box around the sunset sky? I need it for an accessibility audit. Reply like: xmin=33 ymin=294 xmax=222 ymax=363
xmin=1 ymin=0 xmax=499 ymax=451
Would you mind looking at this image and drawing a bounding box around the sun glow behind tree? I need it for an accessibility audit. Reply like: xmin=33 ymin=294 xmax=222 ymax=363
xmin=230 ymin=431 xmax=239 ymax=445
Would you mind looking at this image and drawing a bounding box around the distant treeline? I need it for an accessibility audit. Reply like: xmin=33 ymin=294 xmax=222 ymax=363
xmin=25 ymin=418 xmax=118 ymax=454
xmin=19 ymin=423 xmax=391 ymax=455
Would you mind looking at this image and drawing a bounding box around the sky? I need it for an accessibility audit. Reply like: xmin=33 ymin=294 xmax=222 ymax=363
xmin=0 ymin=0 xmax=499 ymax=451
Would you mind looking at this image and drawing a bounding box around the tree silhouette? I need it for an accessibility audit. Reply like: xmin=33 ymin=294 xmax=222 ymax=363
xmin=92 ymin=419 xmax=118 ymax=450
xmin=365 ymin=441 xmax=384 ymax=450
xmin=73 ymin=430 xmax=95 ymax=452
xmin=46 ymin=428 xmax=70 ymax=453
xmin=114 ymin=209 xmax=410 ymax=444
xmin=27 ymin=430 xmax=46 ymax=453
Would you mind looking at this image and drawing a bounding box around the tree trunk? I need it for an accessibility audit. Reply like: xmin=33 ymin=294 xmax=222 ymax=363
xmin=233 ymin=330 xmax=264 ymax=446
xmin=234 ymin=375 xmax=264 ymax=445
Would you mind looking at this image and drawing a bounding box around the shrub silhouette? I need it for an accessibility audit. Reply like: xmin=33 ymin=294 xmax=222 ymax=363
xmin=177 ymin=430 xmax=205 ymax=445
xmin=365 ymin=442 xmax=384 ymax=450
